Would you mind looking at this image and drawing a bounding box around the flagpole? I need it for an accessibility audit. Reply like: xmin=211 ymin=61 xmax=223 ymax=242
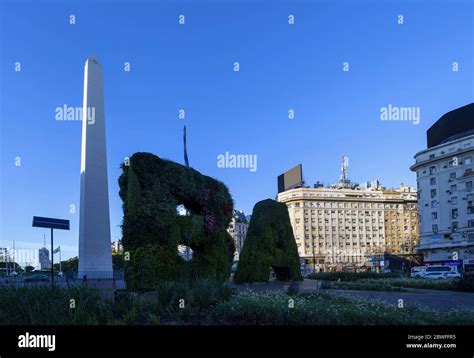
xmin=59 ymin=247 xmax=61 ymax=274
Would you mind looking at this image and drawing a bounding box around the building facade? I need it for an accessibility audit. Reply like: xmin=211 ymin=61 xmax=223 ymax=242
xmin=410 ymin=104 xmax=474 ymax=271
xmin=38 ymin=247 xmax=51 ymax=270
xmin=111 ymin=240 xmax=123 ymax=254
xmin=227 ymin=210 xmax=249 ymax=261
xmin=277 ymin=183 xmax=419 ymax=272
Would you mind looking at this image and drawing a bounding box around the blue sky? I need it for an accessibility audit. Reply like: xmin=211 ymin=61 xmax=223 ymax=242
xmin=1 ymin=0 xmax=472 ymax=264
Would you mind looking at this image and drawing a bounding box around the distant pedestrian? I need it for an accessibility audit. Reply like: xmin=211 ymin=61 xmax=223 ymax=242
xmin=82 ymin=274 xmax=88 ymax=287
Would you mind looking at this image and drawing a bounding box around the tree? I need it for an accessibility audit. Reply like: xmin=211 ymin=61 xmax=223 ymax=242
xmin=235 ymin=199 xmax=303 ymax=283
xmin=24 ymin=266 xmax=35 ymax=273
xmin=112 ymin=253 xmax=125 ymax=271
xmin=53 ymin=257 xmax=78 ymax=272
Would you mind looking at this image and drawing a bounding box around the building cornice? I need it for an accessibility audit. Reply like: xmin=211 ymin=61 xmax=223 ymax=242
xmin=410 ymin=134 xmax=474 ymax=172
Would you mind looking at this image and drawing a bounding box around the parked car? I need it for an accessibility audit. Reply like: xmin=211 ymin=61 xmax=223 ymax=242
xmin=23 ymin=274 xmax=49 ymax=283
xmin=423 ymin=271 xmax=461 ymax=280
xmin=423 ymin=272 xmax=447 ymax=280
xmin=410 ymin=266 xmax=427 ymax=278
xmin=443 ymin=271 xmax=461 ymax=280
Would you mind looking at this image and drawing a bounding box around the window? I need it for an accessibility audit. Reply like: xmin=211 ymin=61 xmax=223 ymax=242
xmin=465 ymin=156 xmax=472 ymax=165
xmin=432 ymin=224 xmax=438 ymax=232
xmin=451 ymin=196 xmax=458 ymax=205
xmin=452 ymin=208 xmax=458 ymax=219
xmin=429 ymin=166 xmax=436 ymax=175
xmin=431 ymin=189 xmax=437 ymax=198
xmin=451 ymin=184 xmax=457 ymax=192
xmin=468 ymin=194 xmax=474 ymax=205
xmin=450 ymin=172 xmax=456 ymax=180
xmin=469 ymin=220 xmax=474 ymax=228
xmin=430 ymin=178 xmax=436 ymax=185
xmin=467 ymin=181 xmax=473 ymax=191
xmin=431 ymin=200 xmax=438 ymax=208
xmin=452 ymin=222 xmax=458 ymax=231
xmin=431 ymin=212 xmax=438 ymax=220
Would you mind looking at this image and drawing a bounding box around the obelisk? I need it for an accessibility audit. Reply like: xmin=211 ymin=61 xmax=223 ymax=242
xmin=78 ymin=55 xmax=113 ymax=278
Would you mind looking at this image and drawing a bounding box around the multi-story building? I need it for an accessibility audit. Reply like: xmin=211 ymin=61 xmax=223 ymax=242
xmin=277 ymin=180 xmax=419 ymax=272
xmin=382 ymin=187 xmax=420 ymax=256
xmin=227 ymin=209 xmax=249 ymax=261
xmin=38 ymin=247 xmax=51 ymax=270
xmin=111 ymin=240 xmax=123 ymax=254
xmin=410 ymin=103 xmax=474 ymax=272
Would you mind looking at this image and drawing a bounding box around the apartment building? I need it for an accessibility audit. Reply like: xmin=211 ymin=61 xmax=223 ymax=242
xmin=410 ymin=103 xmax=474 ymax=272
xmin=277 ymin=183 xmax=418 ymax=271
xmin=227 ymin=209 xmax=249 ymax=261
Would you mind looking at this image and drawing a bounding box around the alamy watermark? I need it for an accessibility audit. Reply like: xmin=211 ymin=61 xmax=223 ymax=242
xmin=217 ymin=152 xmax=257 ymax=172
xmin=18 ymin=333 xmax=55 ymax=351
xmin=380 ymin=104 xmax=420 ymax=125
xmin=55 ymin=104 xmax=95 ymax=124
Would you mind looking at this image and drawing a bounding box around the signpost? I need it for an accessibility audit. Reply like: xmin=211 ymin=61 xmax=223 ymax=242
xmin=32 ymin=216 xmax=70 ymax=287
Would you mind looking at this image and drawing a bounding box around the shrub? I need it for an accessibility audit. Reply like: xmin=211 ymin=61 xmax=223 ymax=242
xmin=455 ymin=272 xmax=474 ymax=292
xmin=332 ymin=280 xmax=406 ymax=292
xmin=330 ymin=278 xmax=457 ymax=291
xmin=234 ymin=199 xmax=302 ymax=283
xmin=307 ymin=272 xmax=400 ymax=282
xmin=386 ymin=278 xmax=456 ymax=291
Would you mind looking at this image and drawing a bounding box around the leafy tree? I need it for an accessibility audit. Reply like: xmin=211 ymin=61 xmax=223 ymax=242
xmin=112 ymin=253 xmax=126 ymax=271
xmin=53 ymin=257 xmax=78 ymax=272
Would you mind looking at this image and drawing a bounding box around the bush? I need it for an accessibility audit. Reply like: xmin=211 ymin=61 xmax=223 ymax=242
xmin=330 ymin=278 xmax=457 ymax=291
xmin=235 ymin=199 xmax=302 ymax=283
xmin=111 ymin=278 xmax=233 ymax=324
xmin=307 ymin=272 xmax=400 ymax=282
xmin=455 ymin=273 xmax=474 ymax=292
xmin=332 ymin=280 xmax=406 ymax=292
xmin=387 ymin=278 xmax=456 ymax=291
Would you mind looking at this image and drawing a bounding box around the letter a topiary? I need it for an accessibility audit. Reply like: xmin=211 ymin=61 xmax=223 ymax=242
xmin=118 ymin=152 xmax=235 ymax=290
xmin=234 ymin=199 xmax=302 ymax=283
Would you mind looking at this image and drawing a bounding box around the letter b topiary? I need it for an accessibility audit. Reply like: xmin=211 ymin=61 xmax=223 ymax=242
xmin=118 ymin=152 xmax=235 ymax=290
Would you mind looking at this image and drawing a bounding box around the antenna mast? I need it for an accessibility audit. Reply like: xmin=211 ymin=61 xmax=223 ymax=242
xmin=183 ymin=125 xmax=189 ymax=168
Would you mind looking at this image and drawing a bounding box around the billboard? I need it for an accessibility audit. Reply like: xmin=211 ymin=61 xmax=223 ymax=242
xmin=278 ymin=164 xmax=303 ymax=193
xmin=427 ymin=103 xmax=474 ymax=148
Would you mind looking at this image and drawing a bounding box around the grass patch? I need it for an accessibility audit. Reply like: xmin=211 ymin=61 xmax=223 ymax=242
xmin=210 ymin=290 xmax=474 ymax=325
xmin=0 ymin=286 xmax=109 ymax=325
xmin=1 ymin=279 xmax=472 ymax=325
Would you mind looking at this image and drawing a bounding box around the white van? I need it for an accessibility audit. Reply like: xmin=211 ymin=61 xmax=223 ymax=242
xmin=411 ymin=265 xmax=455 ymax=278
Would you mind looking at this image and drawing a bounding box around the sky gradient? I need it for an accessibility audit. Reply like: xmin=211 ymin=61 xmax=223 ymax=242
xmin=1 ymin=0 xmax=473 ymax=264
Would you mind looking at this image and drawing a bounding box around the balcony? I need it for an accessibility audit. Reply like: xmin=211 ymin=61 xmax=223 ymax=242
xmin=416 ymin=239 xmax=473 ymax=251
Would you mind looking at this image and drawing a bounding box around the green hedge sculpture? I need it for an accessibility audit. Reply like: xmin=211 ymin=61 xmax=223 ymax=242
xmin=234 ymin=199 xmax=302 ymax=283
xmin=118 ymin=152 xmax=235 ymax=290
